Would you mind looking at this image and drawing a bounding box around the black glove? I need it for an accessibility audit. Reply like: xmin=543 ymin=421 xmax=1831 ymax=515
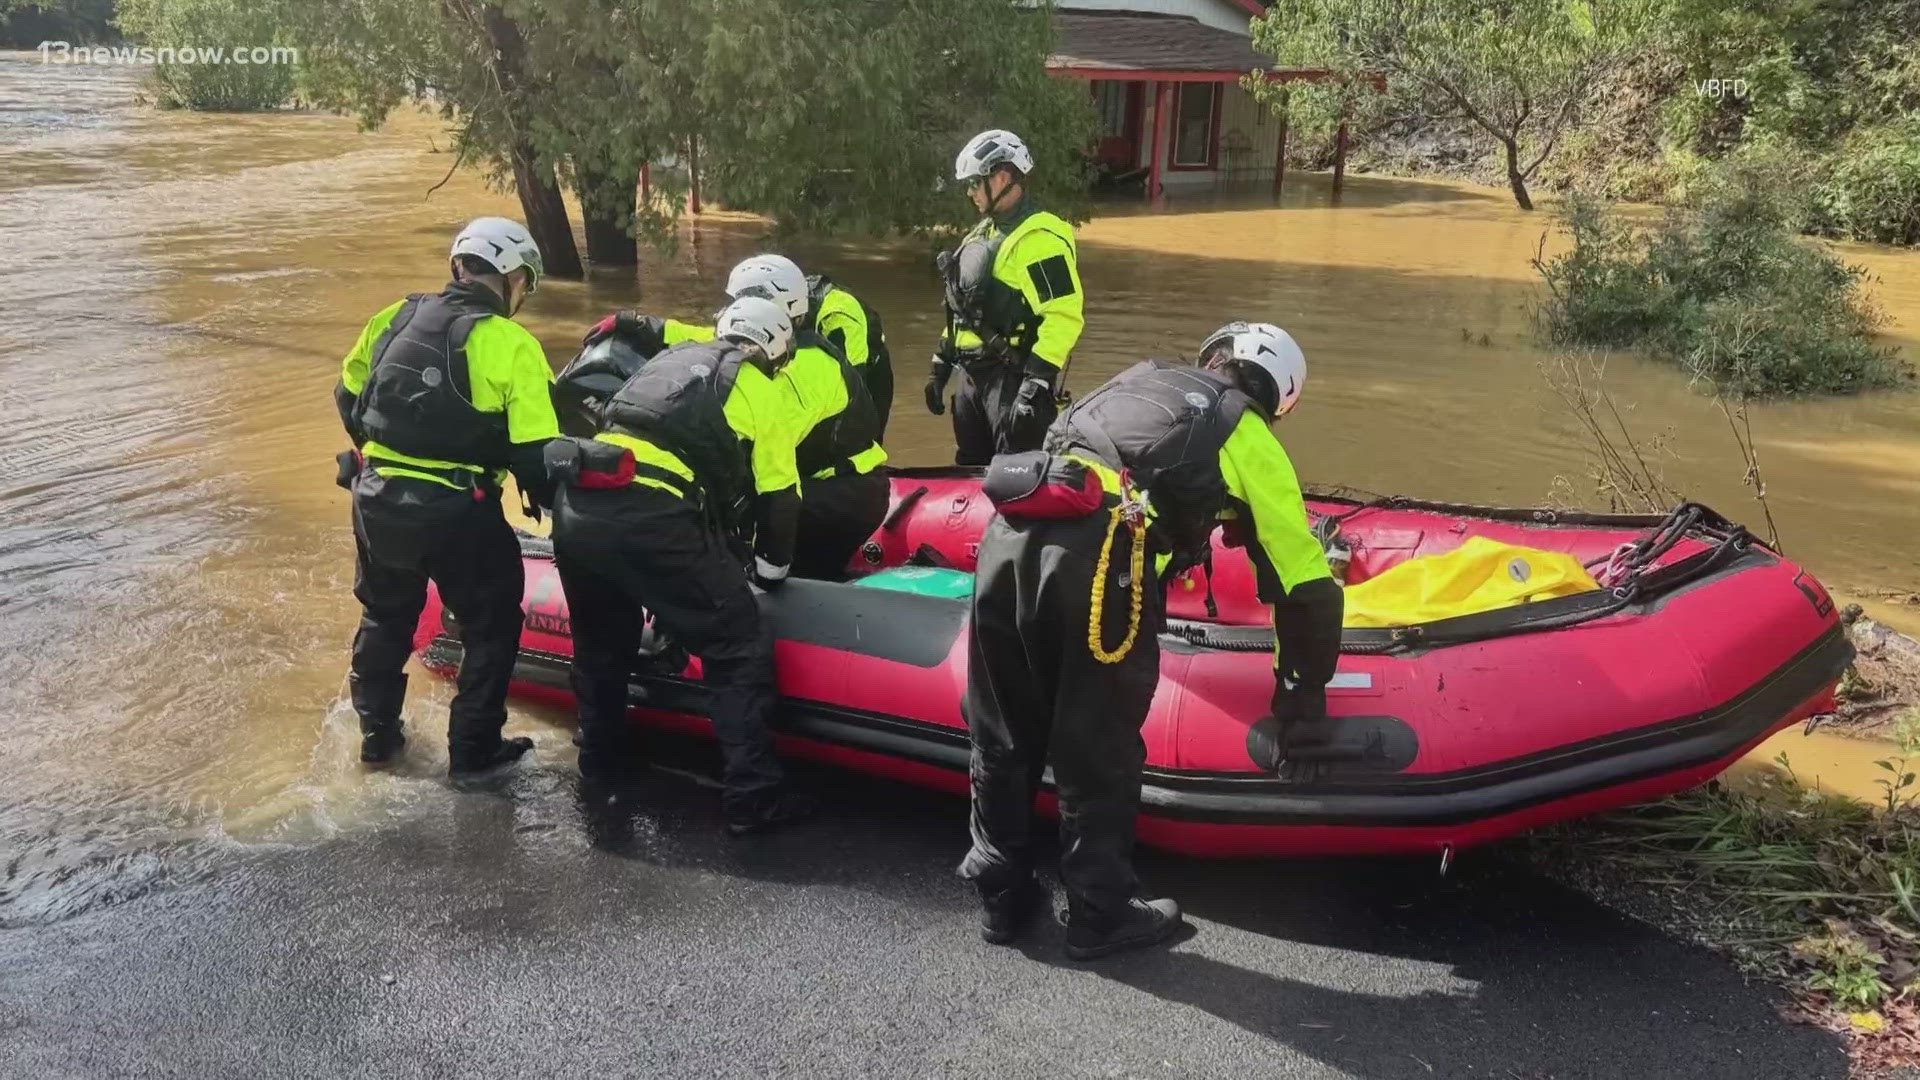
xmin=925 ymin=357 xmax=954 ymax=415
xmin=1274 ymin=577 xmax=1344 ymax=688
xmin=1007 ymin=373 xmax=1054 ymax=449
xmin=334 ymin=448 xmax=362 ymax=490
xmin=1011 ymin=373 xmax=1049 ymax=417
xmin=583 ymin=310 xmax=666 ymax=355
xmin=1268 ymin=679 xmax=1339 ymax=776
xmin=750 ymin=488 xmax=800 ymax=592
xmin=750 ymin=556 xmax=790 ymax=592
xmin=509 ymin=439 xmax=556 ymax=513
xmin=1270 ymin=679 xmax=1328 ymax=729
xmin=1268 ymin=575 xmax=1345 ymax=771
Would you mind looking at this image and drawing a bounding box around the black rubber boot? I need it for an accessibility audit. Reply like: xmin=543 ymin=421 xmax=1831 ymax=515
xmin=449 ymin=736 xmax=534 ymax=776
xmin=979 ymin=878 xmax=1050 ymax=945
xmin=1064 ymin=897 xmax=1183 ymax=961
xmin=351 ymin=673 xmax=409 ymax=766
xmin=573 ymin=723 xmax=645 ymax=776
xmin=724 ymin=789 xmax=817 ymax=838
xmin=359 ymin=726 xmax=407 ymax=765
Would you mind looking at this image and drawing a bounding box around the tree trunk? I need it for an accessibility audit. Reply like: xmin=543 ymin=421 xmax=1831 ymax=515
xmin=1332 ymin=117 xmax=1349 ymax=201
xmin=479 ymin=5 xmax=583 ymax=279
xmin=578 ymin=166 xmax=638 ymax=266
xmin=1503 ymin=138 xmax=1534 ymax=211
xmin=1272 ymin=88 xmax=1290 ymax=201
xmin=510 ymin=143 xmax=584 ymax=279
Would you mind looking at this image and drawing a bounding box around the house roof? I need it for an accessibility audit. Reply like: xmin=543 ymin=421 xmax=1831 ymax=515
xmin=1049 ymin=11 xmax=1272 ymax=77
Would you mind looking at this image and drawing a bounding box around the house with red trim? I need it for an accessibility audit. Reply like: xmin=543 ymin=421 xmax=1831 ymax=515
xmin=1048 ymin=0 xmax=1324 ymax=199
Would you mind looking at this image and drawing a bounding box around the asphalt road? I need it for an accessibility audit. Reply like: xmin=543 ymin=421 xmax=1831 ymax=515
xmin=0 ymin=747 xmax=1845 ymax=1079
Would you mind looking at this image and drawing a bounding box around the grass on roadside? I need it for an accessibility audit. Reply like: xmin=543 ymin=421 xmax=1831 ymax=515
xmin=1527 ymin=757 xmax=1920 ymax=1070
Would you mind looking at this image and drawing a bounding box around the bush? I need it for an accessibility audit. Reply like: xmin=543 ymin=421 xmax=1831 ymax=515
xmin=1536 ymin=155 xmax=1912 ymax=397
xmin=1811 ymin=122 xmax=1920 ymax=247
xmin=116 ymin=0 xmax=294 ymax=112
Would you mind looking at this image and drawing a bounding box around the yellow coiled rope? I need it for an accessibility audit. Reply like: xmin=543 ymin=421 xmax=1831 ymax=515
xmin=1088 ymin=498 xmax=1148 ymax=664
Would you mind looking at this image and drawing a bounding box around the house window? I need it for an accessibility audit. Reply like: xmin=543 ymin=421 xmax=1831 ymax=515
xmin=1171 ymin=83 xmax=1219 ymax=168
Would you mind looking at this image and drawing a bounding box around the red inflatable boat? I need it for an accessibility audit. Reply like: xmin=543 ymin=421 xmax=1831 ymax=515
xmin=415 ymin=468 xmax=1850 ymax=857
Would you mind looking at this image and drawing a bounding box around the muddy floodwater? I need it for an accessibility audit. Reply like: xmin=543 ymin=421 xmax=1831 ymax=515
xmin=2 ymin=52 xmax=1917 ymax=925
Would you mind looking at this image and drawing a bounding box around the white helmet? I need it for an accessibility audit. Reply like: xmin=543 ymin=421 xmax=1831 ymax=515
xmin=726 ymin=254 xmax=808 ymax=320
xmin=450 ymin=216 xmax=543 ymax=291
xmin=1198 ymin=321 xmax=1307 ymax=417
xmin=954 ymin=129 xmax=1035 ymax=181
xmin=715 ymin=295 xmax=794 ymax=362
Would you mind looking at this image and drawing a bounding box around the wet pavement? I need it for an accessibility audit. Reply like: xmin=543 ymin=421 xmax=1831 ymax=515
xmin=1 ymin=747 xmax=1845 ymax=1079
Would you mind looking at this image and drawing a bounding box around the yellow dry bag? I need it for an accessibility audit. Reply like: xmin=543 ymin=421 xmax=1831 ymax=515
xmin=1342 ymin=536 xmax=1599 ymax=628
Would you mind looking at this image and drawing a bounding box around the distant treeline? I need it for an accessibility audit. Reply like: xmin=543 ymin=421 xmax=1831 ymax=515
xmin=1 ymin=0 xmax=119 ymax=46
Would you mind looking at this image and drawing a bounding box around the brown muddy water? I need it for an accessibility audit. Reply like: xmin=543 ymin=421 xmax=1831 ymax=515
xmin=2 ymin=52 xmax=1917 ymax=925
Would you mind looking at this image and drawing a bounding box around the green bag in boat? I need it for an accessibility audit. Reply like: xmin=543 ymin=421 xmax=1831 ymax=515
xmin=852 ymin=567 xmax=975 ymax=600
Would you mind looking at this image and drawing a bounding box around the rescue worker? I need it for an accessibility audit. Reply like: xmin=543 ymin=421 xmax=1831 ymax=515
xmin=333 ymin=216 xmax=557 ymax=773
xmin=960 ymin=321 xmax=1343 ymax=959
xmin=550 ymin=296 xmax=814 ymax=836
xmin=808 ymin=270 xmax=894 ymax=440
xmin=585 ymin=254 xmax=889 ymax=580
xmin=925 ymin=129 xmax=1084 ymax=465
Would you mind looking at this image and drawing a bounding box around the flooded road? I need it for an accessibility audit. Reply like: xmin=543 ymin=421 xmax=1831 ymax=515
xmin=1 ymin=50 xmax=1916 ymax=927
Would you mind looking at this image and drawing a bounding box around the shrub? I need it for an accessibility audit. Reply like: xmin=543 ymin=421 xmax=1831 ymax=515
xmin=116 ymin=0 xmax=294 ymax=112
xmin=1812 ymin=122 xmax=1920 ymax=247
xmin=1536 ymin=154 xmax=1912 ymax=397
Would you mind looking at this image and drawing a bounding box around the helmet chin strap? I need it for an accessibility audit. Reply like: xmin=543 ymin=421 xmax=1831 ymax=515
xmin=1219 ymin=357 xmax=1279 ymax=416
xmin=982 ymin=170 xmax=1018 ymax=218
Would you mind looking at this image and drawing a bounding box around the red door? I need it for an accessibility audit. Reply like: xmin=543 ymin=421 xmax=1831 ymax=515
xmin=1092 ymin=81 xmax=1145 ymax=171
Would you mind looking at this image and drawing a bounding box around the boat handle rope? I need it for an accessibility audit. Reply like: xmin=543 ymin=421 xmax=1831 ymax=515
xmin=1089 ymin=496 xmax=1148 ymax=664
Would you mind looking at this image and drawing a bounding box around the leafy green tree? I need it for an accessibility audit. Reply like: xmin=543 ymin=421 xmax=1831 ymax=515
xmin=694 ymin=0 xmax=1096 ymax=234
xmin=286 ymin=0 xmax=590 ymax=277
xmin=283 ymin=0 xmax=1093 ymax=281
xmin=1661 ymin=0 xmax=1920 ymax=154
xmin=1250 ymin=0 xmax=1656 ymax=210
xmin=510 ymin=0 xmax=704 ymax=268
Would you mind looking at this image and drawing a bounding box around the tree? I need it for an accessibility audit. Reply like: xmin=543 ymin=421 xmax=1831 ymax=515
xmin=1250 ymin=0 xmax=1655 ymax=210
xmin=285 ymin=0 xmax=589 ymax=278
xmin=694 ymin=0 xmax=1097 ymax=234
xmin=283 ymin=0 xmax=1094 ymax=281
xmin=510 ymin=0 xmax=705 ymax=268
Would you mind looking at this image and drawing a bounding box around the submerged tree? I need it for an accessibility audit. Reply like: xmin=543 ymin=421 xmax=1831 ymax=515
xmin=287 ymin=0 xmax=593 ymax=277
xmin=1250 ymin=0 xmax=1656 ymax=209
xmin=694 ymin=0 xmax=1096 ymax=234
xmin=282 ymin=0 xmax=1094 ymax=280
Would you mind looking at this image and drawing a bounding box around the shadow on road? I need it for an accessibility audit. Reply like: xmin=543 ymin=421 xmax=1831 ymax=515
xmin=567 ymin=740 xmax=1845 ymax=1079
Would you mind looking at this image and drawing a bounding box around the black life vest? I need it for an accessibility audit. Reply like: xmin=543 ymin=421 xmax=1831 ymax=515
xmin=942 ymin=205 xmax=1045 ymax=353
xmin=352 ymin=285 xmax=512 ymax=468
xmin=553 ymin=334 xmax=653 ymax=439
xmin=791 ymin=330 xmax=882 ymax=478
xmin=599 ymin=340 xmax=759 ymax=510
xmin=1048 ymin=360 xmax=1252 ymax=552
